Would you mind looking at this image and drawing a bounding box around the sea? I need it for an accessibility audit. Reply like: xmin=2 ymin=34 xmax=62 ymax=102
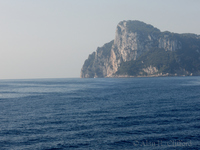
xmin=0 ymin=76 xmax=199 ymax=150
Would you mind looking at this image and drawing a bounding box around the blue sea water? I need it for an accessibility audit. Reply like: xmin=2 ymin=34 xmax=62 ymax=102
xmin=0 ymin=77 xmax=199 ymax=150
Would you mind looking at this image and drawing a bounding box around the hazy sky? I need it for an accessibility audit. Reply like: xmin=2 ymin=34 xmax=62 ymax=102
xmin=0 ymin=0 xmax=200 ymax=79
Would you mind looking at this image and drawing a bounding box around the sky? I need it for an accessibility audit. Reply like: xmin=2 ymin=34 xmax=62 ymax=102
xmin=0 ymin=0 xmax=200 ymax=79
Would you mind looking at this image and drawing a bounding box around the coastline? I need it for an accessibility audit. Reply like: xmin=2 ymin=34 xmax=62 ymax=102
xmin=95 ymin=73 xmax=200 ymax=78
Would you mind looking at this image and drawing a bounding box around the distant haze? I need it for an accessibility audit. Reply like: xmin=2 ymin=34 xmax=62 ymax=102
xmin=0 ymin=0 xmax=200 ymax=79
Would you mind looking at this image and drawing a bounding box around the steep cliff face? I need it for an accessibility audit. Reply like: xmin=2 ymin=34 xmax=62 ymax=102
xmin=158 ymin=35 xmax=182 ymax=51
xmin=80 ymin=41 xmax=113 ymax=78
xmin=107 ymin=21 xmax=161 ymax=77
xmin=81 ymin=20 xmax=200 ymax=78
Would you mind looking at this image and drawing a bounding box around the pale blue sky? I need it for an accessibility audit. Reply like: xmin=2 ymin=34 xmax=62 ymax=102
xmin=0 ymin=0 xmax=200 ymax=79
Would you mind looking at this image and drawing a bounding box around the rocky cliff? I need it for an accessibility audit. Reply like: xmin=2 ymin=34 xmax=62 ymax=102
xmin=81 ymin=20 xmax=200 ymax=78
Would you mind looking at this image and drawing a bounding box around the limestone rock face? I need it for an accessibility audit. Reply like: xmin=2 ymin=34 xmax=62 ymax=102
xmin=107 ymin=21 xmax=160 ymax=76
xmin=80 ymin=20 xmax=200 ymax=78
xmin=158 ymin=36 xmax=182 ymax=51
xmin=80 ymin=41 xmax=113 ymax=78
xmin=114 ymin=21 xmax=155 ymax=61
xmin=143 ymin=66 xmax=158 ymax=75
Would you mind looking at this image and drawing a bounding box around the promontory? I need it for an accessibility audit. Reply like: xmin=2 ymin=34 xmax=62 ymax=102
xmin=81 ymin=20 xmax=200 ymax=78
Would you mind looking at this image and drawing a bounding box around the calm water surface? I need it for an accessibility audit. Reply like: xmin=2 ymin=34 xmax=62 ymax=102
xmin=0 ymin=77 xmax=200 ymax=150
